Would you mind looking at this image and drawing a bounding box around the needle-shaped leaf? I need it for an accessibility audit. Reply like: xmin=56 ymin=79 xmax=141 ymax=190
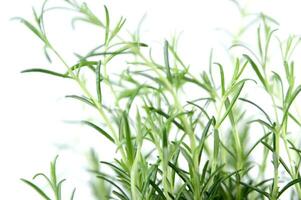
xmin=112 ymin=190 xmax=129 ymax=200
xmin=66 ymin=61 xmax=97 ymax=74
xmin=278 ymin=178 xmax=301 ymax=198
xmin=248 ymin=119 xmax=275 ymax=132
xmin=149 ymin=180 xmax=167 ymax=200
xmin=13 ymin=17 xmax=47 ymax=43
xmin=162 ymin=126 xmax=168 ymax=149
xmin=50 ymin=155 xmax=58 ymax=188
xmin=200 ymin=160 xmax=209 ymax=187
xmin=261 ymin=141 xmax=292 ymax=176
xmin=96 ymin=60 xmax=103 ymax=104
xmin=271 ymin=71 xmax=284 ymax=101
xmin=21 ymin=68 xmax=71 ymax=78
xmin=43 ymin=46 xmax=52 ymax=63
xmin=120 ymin=111 xmax=134 ymax=165
xmin=282 ymin=85 xmax=301 ymax=126
xmin=186 ymin=101 xmax=210 ymax=121
xmin=125 ymin=84 xmax=150 ymax=113
xmin=101 ymin=161 xmax=129 ymax=179
xmin=104 ymin=5 xmax=110 ymax=45
xmin=286 ymin=110 xmax=301 ymax=127
xmin=81 ymin=120 xmax=115 ymax=143
xmin=217 ymin=82 xmax=244 ymax=127
xmin=246 ymin=132 xmax=272 ymax=157
xmin=65 ymin=95 xmax=96 ymax=107
xmin=214 ymin=62 xmax=225 ymax=96
xmin=239 ymin=181 xmax=270 ymax=198
xmin=201 ymin=164 xmax=225 ymax=194
xmin=197 ymin=118 xmax=214 ymax=164
xmin=146 ymin=106 xmax=184 ymax=131
xmin=257 ymin=26 xmax=263 ymax=58
xmin=75 ymin=2 xmax=104 ymax=27
xmin=32 ymin=7 xmax=40 ymax=25
xmin=239 ymin=98 xmax=272 ymax=124
xmin=184 ymin=76 xmax=211 ymax=93
xmin=33 ymin=173 xmax=53 ymax=190
xmin=207 ymin=170 xmax=242 ymax=199
xmin=97 ymin=175 xmax=129 ymax=200
xmin=168 ymin=162 xmax=193 ymax=191
xmin=70 ymin=188 xmax=76 ymax=200
xmin=109 ymin=17 xmax=126 ymax=43
xmin=56 ymin=179 xmax=66 ymax=200
xmin=21 ymin=179 xmax=51 ymax=200
xmin=243 ymin=54 xmax=267 ymax=89
xmin=164 ymin=40 xmax=172 ymax=83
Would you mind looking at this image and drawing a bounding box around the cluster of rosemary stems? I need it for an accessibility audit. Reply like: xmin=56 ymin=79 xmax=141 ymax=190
xmin=19 ymin=0 xmax=301 ymax=199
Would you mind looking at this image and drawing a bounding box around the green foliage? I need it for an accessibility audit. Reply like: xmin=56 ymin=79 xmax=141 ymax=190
xmin=21 ymin=156 xmax=76 ymax=200
xmin=19 ymin=0 xmax=301 ymax=199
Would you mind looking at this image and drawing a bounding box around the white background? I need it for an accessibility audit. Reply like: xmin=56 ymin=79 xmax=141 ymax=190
xmin=1 ymin=0 xmax=301 ymax=199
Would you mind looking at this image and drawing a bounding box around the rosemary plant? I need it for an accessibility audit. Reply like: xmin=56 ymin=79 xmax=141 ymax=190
xmin=19 ymin=0 xmax=301 ymax=199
